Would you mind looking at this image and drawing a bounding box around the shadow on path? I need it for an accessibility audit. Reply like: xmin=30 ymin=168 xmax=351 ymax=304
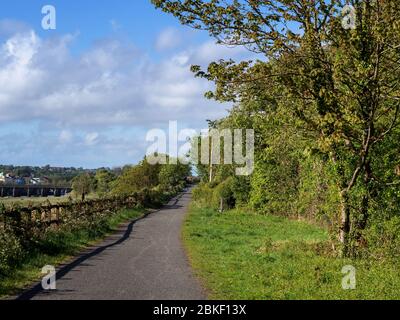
xmin=17 ymin=193 xmax=184 ymax=300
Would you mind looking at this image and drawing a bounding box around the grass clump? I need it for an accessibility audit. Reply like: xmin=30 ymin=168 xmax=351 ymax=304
xmin=183 ymin=205 xmax=400 ymax=300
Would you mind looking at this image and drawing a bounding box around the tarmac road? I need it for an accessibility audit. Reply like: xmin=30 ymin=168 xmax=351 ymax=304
xmin=18 ymin=188 xmax=206 ymax=300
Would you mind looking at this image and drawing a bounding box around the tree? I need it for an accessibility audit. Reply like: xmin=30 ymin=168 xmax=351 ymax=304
xmin=72 ymin=173 xmax=94 ymax=201
xmin=153 ymin=0 xmax=400 ymax=256
xmin=112 ymin=158 xmax=162 ymax=196
xmin=159 ymin=158 xmax=191 ymax=191
xmin=95 ymin=169 xmax=115 ymax=196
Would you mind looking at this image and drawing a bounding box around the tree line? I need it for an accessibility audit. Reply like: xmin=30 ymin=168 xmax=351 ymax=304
xmin=72 ymin=155 xmax=191 ymax=201
xmin=153 ymin=0 xmax=400 ymax=258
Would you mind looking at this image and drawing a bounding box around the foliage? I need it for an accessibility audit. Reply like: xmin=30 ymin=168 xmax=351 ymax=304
xmin=230 ymin=175 xmax=251 ymax=207
xmin=192 ymin=182 xmax=214 ymax=207
xmin=158 ymin=158 xmax=191 ymax=191
xmin=0 ymin=227 xmax=23 ymax=275
xmin=183 ymin=205 xmax=400 ymax=300
xmin=0 ymin=208 xmax=143 ymax=297
xmin=362 ymin=216 xmax=400 ymax=261
xmin=111 ymin=159 xmax=162 ymax=196
xmin=213 ymin=177 xmax=235 ymax=211
xmin=95 ymin=169 xmax=116 ymax=196
xmin=0 ymin=185 xmax=182 ymax=283
xmin=154 ymin=0 xmax=400 ymax=257
xmin=72 ymin=173 xmax=95 ymax=201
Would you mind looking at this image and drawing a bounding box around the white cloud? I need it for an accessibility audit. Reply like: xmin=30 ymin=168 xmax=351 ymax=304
xmin=155 ymin=27 xmax=182 ymax=51
xmin=193 ymin=40 xmax=250 ymax=65
xmin=59 ymin=130 xmax=73 ymax=143
xmin=0 ymin=27 xmax=255 ymax=167
xmin=84 ymin=132 xmax=99 ymax=146
xmin=0 ymin=30 xmax=241 ymax=128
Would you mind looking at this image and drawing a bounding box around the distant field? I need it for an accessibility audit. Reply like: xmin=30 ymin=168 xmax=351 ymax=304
xmin=0 ymin=196 xmax=71 ymax=207
xmin=0 ymin=194 xmax=99 ymax=208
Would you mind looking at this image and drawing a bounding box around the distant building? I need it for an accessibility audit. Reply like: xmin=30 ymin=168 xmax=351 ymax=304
xmin=15 ymin=177 xmax=25 ymax=185
xmin=42 ymin=176 xmax=51 ymax=184
xmin=2 ymin=173 xmax=16 ymax=184
xmin=29 ymin=177 xmax=51 ymax=185
xmin=0 ymin=173 xmax=27 ymax=185
xmin=30 ymin=177 xmax=42 ymax=185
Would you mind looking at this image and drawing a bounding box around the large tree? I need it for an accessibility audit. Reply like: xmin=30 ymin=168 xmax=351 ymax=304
xmin=112 ymin=159 xmax=162 ymax=196
xmin=159 ymin=157 xmax=191 ymax=191
xmin=72 ymin=173 xmax=95 ymax=201
xmin=152 ymin=0 xmax=400 ymax=256
xmin=95 ymin=169 xmax=116 ymax=196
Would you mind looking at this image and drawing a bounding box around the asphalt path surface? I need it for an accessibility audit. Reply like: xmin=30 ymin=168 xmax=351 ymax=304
xmin=18 ymin=188 xmax=206 ymax=300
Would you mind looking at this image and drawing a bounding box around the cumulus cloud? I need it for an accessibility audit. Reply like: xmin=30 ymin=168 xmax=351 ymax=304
xmin=155 ymin=27 xmax=182 ymax=51
xmin=0 ymin=29 xmax=250 ymax=128
xmin=0 ymin=26 xmax=252 ymax=167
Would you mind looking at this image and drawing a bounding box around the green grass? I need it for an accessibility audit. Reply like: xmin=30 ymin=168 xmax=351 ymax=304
xmin=183 ymin=204 xmax=400 ymax=300
xmin=0 ymin=196 xmax=70 ymax=206
xmin=0 ymin=193 xmax=99 ymax=208
xmin=0 ymin=208 xmax=144 ymax=298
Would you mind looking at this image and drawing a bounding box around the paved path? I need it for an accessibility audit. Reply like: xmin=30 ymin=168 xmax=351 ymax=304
xmin=18 ymin=188 xmax=205 ymax=300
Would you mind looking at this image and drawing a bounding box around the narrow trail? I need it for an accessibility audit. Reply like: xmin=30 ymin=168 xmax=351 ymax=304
xmin=18 ymin=188 xmax=205 ymax=300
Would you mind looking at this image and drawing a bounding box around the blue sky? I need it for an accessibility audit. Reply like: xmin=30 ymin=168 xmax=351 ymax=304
xmin=2 ymin=1 xmax=196 ymax=52
xmin=0 ymin=1 xmax=251 ymax=168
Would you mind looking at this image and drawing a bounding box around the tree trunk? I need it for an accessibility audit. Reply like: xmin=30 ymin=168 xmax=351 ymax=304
xmin=219 ymin=197 xmax=224 ymax=213
xmin=209 ymin=137 xmax=213 ymax=183
xmin=339 ymin=190 xmax=351 ymax=257
xmin=355 ymin=163 xmax=372 ymax=244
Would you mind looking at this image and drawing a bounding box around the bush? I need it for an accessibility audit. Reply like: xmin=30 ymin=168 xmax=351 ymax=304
xmin=0 ymin=229 xmax=23 ymax=275
xmin=193 ymin=179 xmax=235 ymax=211
xmin=249 ymin=157 xmax=299 ymax=214
xmin=296 ymin=155 xmax=340 ymax=223
xmin=158 ymin=161 xmax=191 ymax=192
xmin=192 ymin=182 xmax=214 ymax=206
xmin=212 ymin=178 xmax=235 ymax=211
xmin=231 ymin=176 xmax=251 ymax=207
xmin=112 ymin=160 xmax=161 ymax=196
xmin=363 ymin=216 xmax=400 ymax=260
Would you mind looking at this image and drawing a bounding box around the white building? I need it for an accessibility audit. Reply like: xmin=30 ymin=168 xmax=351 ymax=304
xmin=30 ymin=177 xmax=42 ymax=185
xmin=0 ymin=173 xmax=16 ymax=184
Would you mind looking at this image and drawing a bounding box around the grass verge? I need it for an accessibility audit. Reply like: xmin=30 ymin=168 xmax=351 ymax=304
xmin=0 ymin=208 xmax=144 ymax=298
xmin=183 ymin=204 xmax=400 ymax=300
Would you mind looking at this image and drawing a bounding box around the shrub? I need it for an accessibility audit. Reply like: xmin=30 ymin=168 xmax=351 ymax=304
xmin=296 ymin=155 xmax=340 ymax=223
xmin=193 ymin=178 xmax=236 ymax=211
xmin=112 ymin=160 xmax=161 ymax=196
xmin=249 ymin=157 xmax=299 ymax=214
xmin=192 ymin=182 xmax=214 ymax=206
xmin=0 ymin=229 xmax=23 ymax=275
xmin=212 ymin=178 xmax=235 ymax=211
xmin=231 ymin=176 xmax=251 ymax=207
xmin=363 ymin=216 xmax=400 ymax=260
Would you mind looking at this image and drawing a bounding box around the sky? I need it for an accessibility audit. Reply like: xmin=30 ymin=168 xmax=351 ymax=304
xmin=0 ymin=0 xmax=252 ymax=168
